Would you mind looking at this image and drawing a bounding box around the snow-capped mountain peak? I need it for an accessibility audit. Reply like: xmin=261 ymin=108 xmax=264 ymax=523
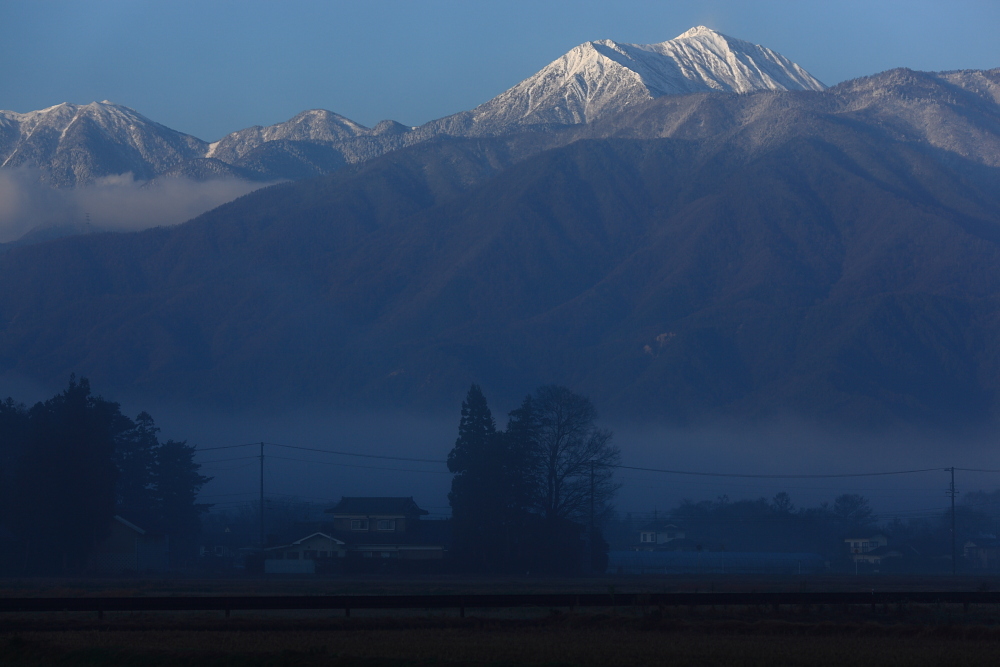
xmin=642 ymin=26 xmax=826 ymax=93
xmin=0 ymin=101 xmax=207 ymax=186
xmin=205 ymin=109 xmax=373 ymax=162
xmin=464 ymin=26 xmax=826 ymax=129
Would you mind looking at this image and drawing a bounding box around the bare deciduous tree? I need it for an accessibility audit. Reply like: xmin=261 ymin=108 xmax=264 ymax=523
xmin=532 ymin=385 xmax=620 ymax=524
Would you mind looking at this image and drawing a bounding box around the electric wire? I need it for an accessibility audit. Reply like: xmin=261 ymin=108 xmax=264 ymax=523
xmin=615 ymin=464 xmax=944 ymax=479
xmin=267 ymin=454 xmax=451 ymax=474
xmin=269 ymin=443 xmax=446 ymax=464
xmin=197 ymin=455 xmax=259 ymax=465
xmin=195 ymin=441 xmax=962 ymax=479
xmin=194 ymin=442 xmax=263 ymax=452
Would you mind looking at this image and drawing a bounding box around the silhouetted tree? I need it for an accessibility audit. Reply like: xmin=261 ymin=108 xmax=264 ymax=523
xmin=114 ymin=411 xmax=160 ymax=527
xmin=447 ymin=385 xmax=501 ymax=569
xmin=498 ymin=395 xmax=543 ymax=570
xmin=532 ymin=385 xmax=620 ymax=525
xmin=833 ymin=493 xmax=876 ymax=531
xmin=152 ymin=439 xmax=212 ymax=563
xmin=771 ymin=491 xmax=794 ymax=514
xmin=448 ymin=385 xmax=619 ymax=574
xmin=13 ymin=377 xmax=125 ymax=573
xmin=0 ymin=398 xmax=28 ymax=562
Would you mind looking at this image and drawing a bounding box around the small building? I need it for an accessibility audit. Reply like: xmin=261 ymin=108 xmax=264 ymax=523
xmin=200 ymin=544 xmax=237 ymax=559
xmin=964 ymin=537 xmax=1000 ymax=570
xmin=325 ymin=497 xmax=445 ymax=562
xmin=845 ymin=534 xmax=888 ymax=556
xmin=326 ymin=496 xmax=427 ymax=535
xmin=848 ymin=545 xmax=903 ymax=567
xmin=264 ymin=532 xmax=346 ymax=574
xmin=844 ymin=534 xmax=901 ymax=568
xmin=88 ymin=515 xmax=169 ymax=574
xmin=636 ymin=521 xmax=685 ymax=550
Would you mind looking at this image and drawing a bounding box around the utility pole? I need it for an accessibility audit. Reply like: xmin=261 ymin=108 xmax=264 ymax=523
xmin=947 ymin=467 xmax=958 ymax=575
xmin=589 ymin=461 xmax=595 ymax=573
xmin=259 ymin=442 xmax=265 ymax=556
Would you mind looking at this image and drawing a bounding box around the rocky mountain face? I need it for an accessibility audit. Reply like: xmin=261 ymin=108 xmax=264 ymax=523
xmin=445 ymin=26 xmax=825 ymax=132
xmin=0 ymin=27 xmax=825 ymax=187
xmin=2 ymin=66 xmax=1000 ymax=429
xmin=0 ymin=102 xmax=207 ymax=187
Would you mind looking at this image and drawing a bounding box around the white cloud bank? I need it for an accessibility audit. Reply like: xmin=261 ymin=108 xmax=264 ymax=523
xmin=0 ymin=169 xmax=270 ymax=243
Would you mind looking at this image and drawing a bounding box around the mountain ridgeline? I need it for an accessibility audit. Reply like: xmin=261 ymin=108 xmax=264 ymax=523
xmin=0 ymin=27 xmax=826 ymax=187
xmin=1 ymin=29 xmax=1000 ymax=430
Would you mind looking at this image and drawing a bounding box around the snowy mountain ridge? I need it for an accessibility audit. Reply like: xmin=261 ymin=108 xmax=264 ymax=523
xmin=0 ymin=101 xmax=207 ymax=186
xmin=205 ymin=109 xmax=370 ymax=163
xmin=0 ymin=27 xmax=919 ymax=188
xmin=462 ymin=26 xmax=826 ymax=129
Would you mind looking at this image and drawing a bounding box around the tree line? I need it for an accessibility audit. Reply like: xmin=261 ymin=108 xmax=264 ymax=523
xmin=447 ymin=384 xmax=619 ymax=574
xmin=599 ymin=489 xmax=1000 ymax=571
xmin=0 ymin=376 xmax=210 ymax=574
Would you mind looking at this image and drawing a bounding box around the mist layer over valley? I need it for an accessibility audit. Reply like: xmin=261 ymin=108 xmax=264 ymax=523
xmin=4 ymin=67 xmax=1000 ymax=434
xmin=0 ymin=169 xmax=270 ymax=245
xmin=4 ymin=22 xmax=1000 ymax=593
xmin=2 ymin=31 xmax=1000 ymax=511
xmin=141 ymin=400 xmax=1000 ymax=519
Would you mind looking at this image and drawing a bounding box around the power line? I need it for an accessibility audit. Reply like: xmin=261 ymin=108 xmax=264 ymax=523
xmin=268 ymin=454 xmax=451 ymax=474
xmin=199 ymin=491 xmax=257 ymax=498
xmin=194 ymin=441 xmax=448 ymax=463
xmin=200 ymin=462 xmax=258 ymax=472
xmin=195 ymin=443 xmax=264 ymax=452
xmin=269 ymin=443 xmax=446 ymax=464
xmin=615 ymin=464 xmax=944 ymax=479
xmin=199 ymin=442 xmax=955 ymax=479
xmin=194 ymin=441 xmax=995 ymax=480
xmin=198 ymin=455 xmax=259 ymax=465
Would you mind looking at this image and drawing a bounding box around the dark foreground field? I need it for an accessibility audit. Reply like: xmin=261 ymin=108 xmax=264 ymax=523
xmin=5 ymin=576 xmax=1000 ymax=666
xmin=6 ymin=613 xmax=1000 ymax=666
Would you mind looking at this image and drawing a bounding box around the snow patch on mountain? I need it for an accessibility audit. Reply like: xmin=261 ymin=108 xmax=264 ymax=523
xmin=465 ymin=26 xmax=826 ymax=128
xmin=0 ymin=101 xmax=207 ymax=186
xmin=206 ymin=109 xmax=375 ymax=163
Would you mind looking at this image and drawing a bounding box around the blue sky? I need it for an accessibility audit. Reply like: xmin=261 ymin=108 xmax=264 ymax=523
xmin=2 ymin=0 xmax=998 ymax=140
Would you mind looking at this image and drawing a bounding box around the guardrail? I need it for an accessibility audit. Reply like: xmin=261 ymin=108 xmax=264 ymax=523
xmin=3 ymin=591 xmax=1000 ymax=616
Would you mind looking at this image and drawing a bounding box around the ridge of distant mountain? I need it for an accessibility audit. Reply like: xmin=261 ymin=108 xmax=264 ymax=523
xmin=3 ymin=67 xmax=1000 ymax=429
xmin=435 ymin=26 xmax=825 ymax=133
xmin=0 ymin=27 xmax=826 ymax=187
xmin=579 ymin=67 xmax=1000 ymax=167
xmin=0 ymin=101 xmax=207 ymax=187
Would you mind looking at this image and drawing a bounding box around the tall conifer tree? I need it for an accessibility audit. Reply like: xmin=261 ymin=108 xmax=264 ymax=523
xmin=152 ymin=439 xmax=212 ymax=563
xmin=114 ymin=411 xmax=159 ymax=527
xmin=447 ymin=385 xmax=501 ymax=569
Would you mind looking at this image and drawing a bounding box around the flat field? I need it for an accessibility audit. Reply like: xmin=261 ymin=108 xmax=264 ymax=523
xmin=4 ymin=575 xmax=1000 ymax=666
xmin=4 ymin=572 xmax=1000 ymax=597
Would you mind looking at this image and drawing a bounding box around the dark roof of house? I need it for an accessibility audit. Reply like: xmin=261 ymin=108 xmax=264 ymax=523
xmin=325 ymin=497 xmax=429 ymax=516
xmin=113 ymin=515 xmax=146 ymax=535
xmin=265 ymin=532 xmax=345 ymax=552
xmin=639 ymin=521 xmax=682 ymax=532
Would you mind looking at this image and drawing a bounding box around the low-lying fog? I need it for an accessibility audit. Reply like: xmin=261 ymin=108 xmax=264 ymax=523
xmin=0 ymin=169 xmax=269 ymax=244
xmin=6 ymin=372 xmax=998 ymax=522
xmin=144 ymin=400 xmax=1000 ymax=523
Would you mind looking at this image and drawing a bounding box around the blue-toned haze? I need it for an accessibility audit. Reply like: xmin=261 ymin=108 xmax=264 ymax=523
xmin=2 ymin=0 xmax=998 ymax=140
xmin=3 ymin=0 xmax=1000 ymax=517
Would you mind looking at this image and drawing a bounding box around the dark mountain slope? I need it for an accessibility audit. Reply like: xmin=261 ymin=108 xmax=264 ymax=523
xmin=2 ymin=84 xmax=1000 ymax=428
